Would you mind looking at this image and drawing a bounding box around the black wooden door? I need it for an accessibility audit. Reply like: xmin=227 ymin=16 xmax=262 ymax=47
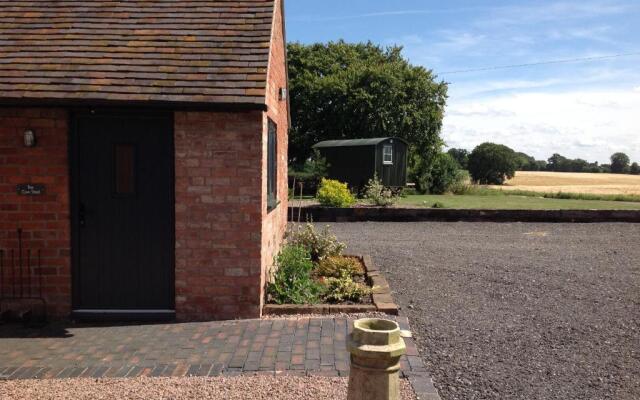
xmin=72 ymin=113 xmax=174 ymax=311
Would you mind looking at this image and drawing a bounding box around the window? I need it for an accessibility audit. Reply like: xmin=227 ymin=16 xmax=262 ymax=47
xmin=267 ymin=119 xmax=278 ymax=211
xmin=114 ymin=144 xmax=136 ymax=195
xmin=383 ymin=145 xmax=393 ymax=165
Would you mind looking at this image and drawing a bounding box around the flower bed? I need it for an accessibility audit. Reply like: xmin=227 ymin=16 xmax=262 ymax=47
xmin=263 ymin=224 xmax=398 ymax=316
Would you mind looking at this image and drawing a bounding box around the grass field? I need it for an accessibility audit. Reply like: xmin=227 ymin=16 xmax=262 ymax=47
xmin=398 ymin=194 xmax=640 ymax=210
xmin=490 ymin=171 xmax=640 ymax=195
xmin=292 ymin=171 xmax=640 ymax=210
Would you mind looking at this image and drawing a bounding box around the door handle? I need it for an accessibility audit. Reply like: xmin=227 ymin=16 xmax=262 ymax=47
xmin=79 ymin=203 xmax=86 ymax=227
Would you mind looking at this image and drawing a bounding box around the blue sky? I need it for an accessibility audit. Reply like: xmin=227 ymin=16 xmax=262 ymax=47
xmin=285 ymin=0 xmax=640 ymax=164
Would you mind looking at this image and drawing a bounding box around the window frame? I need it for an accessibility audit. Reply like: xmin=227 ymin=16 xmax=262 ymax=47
xmin=382 ymin=144 xmax=394 ymax=165
xmin=267 ymin=119 xmax=279 ymax=212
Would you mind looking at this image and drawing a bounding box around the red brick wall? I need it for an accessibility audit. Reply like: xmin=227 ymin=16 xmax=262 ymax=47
xmin=0 ymin=0 xmax=290 ymax=321
xmin=0 ymin=108 xmax=70 ymax=317
xmin=260 ymin=0 xmax=290 ymax=299
xmin=174 ymin=111 xmax=264 ymax=321
xmin=175 ymin=0 xmax=289 ymax=320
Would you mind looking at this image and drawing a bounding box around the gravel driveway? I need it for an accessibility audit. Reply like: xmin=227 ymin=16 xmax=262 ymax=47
xmin=0 ymin=375 xmax=416 ymax=400
xmin=327 ymin=222 xmax=640 ymax=400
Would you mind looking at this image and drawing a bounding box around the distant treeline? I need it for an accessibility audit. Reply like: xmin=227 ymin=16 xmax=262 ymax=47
xmin=448 ymin=148 xmax=640 ymax=175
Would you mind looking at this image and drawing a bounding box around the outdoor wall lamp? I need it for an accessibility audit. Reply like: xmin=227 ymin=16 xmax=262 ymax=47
xmin=23 ymin=129 xmax=36 ymax=147
xmin=279 ymin=87 xmax=288 ymax=101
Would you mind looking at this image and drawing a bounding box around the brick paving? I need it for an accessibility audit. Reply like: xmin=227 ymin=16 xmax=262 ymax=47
xmin=1 ymin=318 xmax=409 ymax=372
xmin=0 ymin=316 xmax=439 ymax=398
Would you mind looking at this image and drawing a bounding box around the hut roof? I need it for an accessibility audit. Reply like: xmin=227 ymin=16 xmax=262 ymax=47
xmin=312 ymin=137 xmax=406 ymax=148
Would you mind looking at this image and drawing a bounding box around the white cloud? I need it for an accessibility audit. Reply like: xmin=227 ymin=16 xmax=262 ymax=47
xmin=443 ymin=89 xmax=640 ymax=163
xmin=289 ymin=6 xmax=485 ymax=23
xmin=436 ymin=31 xmax=486 ymax=51
xmin=477 ymin=1 xmax=634 ymax=27
xmin=634 ymin=86 xmax=640 ymax=92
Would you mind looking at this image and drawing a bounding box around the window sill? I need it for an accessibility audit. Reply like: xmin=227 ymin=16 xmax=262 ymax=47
xmin=267 ymin=199 xmax=281 ymax=213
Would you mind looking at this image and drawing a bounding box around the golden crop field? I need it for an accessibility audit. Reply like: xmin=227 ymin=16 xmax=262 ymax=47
xmin=491 ymin=171 xmax=640 ymax=195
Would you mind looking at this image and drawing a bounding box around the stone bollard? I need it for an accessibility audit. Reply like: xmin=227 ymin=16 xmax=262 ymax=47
xmin=347 ymin=318 xmax=407 ymax=400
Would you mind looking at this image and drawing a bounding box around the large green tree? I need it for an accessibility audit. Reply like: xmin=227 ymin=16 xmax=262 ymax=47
xmin=610 ymin=152 xmax=630 ymax=173
xmin=468 ymin=143 xmax=518 ymax=185
xmin=287 ymin=41 xmax=448 ymax=167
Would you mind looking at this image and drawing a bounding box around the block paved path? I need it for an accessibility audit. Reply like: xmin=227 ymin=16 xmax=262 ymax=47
xmin=1 ymin=317 xmax=432 ymax=384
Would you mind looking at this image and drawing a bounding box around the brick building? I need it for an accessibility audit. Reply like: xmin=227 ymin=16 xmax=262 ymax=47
xmin=0 ymin=0 xmax=289 ymax=321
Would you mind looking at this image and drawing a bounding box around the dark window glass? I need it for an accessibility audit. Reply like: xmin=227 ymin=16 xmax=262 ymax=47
xmin=267 ymin=120 xmax=278 ymax=211
xmin=114 ymin=144 xmax=136 ymax=195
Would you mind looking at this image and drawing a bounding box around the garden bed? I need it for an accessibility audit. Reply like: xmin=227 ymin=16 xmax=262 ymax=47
xmin=264 ymin=224 xmax=398 ymax=316
xmin=263 ymin=255 xmax=398 ymax=316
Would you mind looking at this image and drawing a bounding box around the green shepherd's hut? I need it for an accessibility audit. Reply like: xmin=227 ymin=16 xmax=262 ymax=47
xmin=313 ymin=137 xmax=408 ymax=190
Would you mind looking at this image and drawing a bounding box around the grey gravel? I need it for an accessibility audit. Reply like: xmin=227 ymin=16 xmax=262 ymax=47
xmin=0 ymin=376 xmax=417 ymax=400
xmin=327 ymin=222 xmax=640 ymax=400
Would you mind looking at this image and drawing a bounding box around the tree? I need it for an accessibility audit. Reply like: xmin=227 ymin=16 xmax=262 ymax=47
xmin=630 ymin=162 xmax=640 ymax=175
xmin=534 ymin=160 xmax=548 ymax=171
xmin=287 ymin=41 xmax=448 ymax=168
xmin=547 ymin=153 xmax=570 ymax=172
xmin=514 ymin=152 xmax=538 ymax=171
xmin=570 ymin=158 xmax=588 ymax=173
xmin=447 ymin=148 xmax=469 ymax=169
xmin=610 ymin=152 xmax=630 ymax=173
xmin=468 ymin=143 xmax=517 ymax=185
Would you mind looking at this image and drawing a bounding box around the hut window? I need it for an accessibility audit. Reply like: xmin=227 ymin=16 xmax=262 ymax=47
xmin=383 ymin=145 xmax=393 ymax=165
xmin=114 ymin=144 xmax=136 ymax=195
xmin=267 ymin=119 xmax=278 ymax=211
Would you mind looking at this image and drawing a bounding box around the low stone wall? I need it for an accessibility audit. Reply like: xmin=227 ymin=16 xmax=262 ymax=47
xmin=289 ymin=206 xmax=640 ymax=223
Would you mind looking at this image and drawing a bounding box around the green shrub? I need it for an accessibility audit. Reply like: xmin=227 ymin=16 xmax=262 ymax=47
xmin=410 ymin=152 xmax=466 ymax=194
xmin=431 ymin=202 xmax=445 ymax=209
xmin=428 ymin=153 xmax=463 ymax=194
xmin=267 ymin=245 xmax=323 ymax=305
xmin=316 ymin=256 xmax=365 ymax=278
xmin=400 ymin=187 xmax=418 ymax=197
xmin=317 ymin=178 xmax=356 ymax=207
xmin=449 ymin=170 xmax=473 ymax=194
xmin=287 ymin=223 xmax=346 ymax=262
xmin=363 ymin=174 xmax=398 ymax=206
xmin=322 ymin=271 xmax=372 ymax=303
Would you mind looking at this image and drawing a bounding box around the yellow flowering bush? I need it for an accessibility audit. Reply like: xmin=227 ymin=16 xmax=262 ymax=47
xmin=316 ymin=179 xmax=356 ymax=207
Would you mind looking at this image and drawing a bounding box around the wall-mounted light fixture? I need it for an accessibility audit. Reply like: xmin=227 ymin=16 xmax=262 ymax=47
xmin=279 ymin=87 xmax=288 ymax=101
xmin=23 ymin=129 xmax=36 ymax=148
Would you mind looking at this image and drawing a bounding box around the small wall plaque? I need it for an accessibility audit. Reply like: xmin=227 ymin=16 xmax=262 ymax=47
xmin=17 ymin=184 xmax=46 ymax=196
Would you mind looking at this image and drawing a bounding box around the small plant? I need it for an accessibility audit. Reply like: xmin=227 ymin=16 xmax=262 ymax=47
xmin=317 ymin=178 xmax=356 ymax=207
xmin=431 ymin=202 xmax=445 ymax=209
xmin=316 ymin=256 xmax=365 ymax=278
xmin=322 ymin=271 xmax=372 ymax=303
xmin=363 ymin=174 xmax=398 ymax=206
xmin=287 ymin=223 xmax=346 ymax=262
xmin=267 ymin=245 xmax=323 ymax=305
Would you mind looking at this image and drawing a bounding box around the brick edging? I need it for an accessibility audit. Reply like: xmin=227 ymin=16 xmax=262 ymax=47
xmin=289 ymin=206 xmax=640 ymax=223
xmin=396 ymin=315 xmax=442 ymax=400
xmin=262 ymin=255 xmax=399 ymax=316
